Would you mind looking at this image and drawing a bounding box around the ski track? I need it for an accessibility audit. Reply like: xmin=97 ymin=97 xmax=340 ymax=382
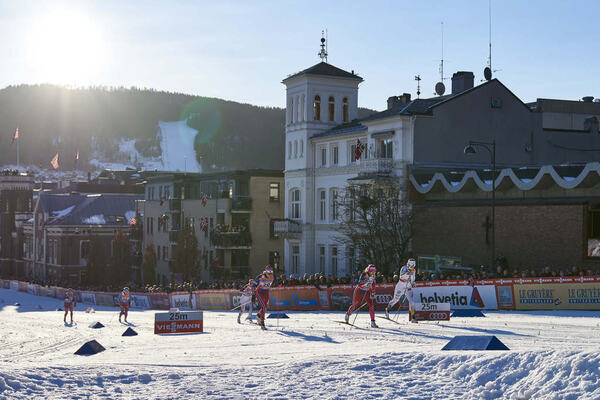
xmin=1 ymin=289 xmax=600 ymax=399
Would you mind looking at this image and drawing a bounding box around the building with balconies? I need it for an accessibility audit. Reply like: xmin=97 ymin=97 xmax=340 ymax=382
xmin=139 ymin=169 xmax=283 ymax=282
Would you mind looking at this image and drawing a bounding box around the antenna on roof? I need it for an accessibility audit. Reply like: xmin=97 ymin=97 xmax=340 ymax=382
xmin=318 ymin=30 xmax=328 ymax=63
xmin=415 ymin=75 xmax=421 ymax=98
xmin=435 ymin=22 xmax=446 ymax=96
xmin=483 ymin=0 xmax=501 ymax=81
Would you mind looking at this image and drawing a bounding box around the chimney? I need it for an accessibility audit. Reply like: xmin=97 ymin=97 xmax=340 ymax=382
xmin=582 ymin=96 xmax=594 ymax=103
xmin=387 ymin=93 xmax=412 ymax=110
xmin=451 ymin=71 xmax=475 ymax=95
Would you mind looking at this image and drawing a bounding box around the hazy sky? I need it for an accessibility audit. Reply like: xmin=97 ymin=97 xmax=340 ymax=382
xmin=0 ymin=0 xmax=599 ymax=111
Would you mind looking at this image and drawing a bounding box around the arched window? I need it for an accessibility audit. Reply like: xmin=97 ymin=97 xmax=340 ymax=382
xmin=343 ymin=97 xmax=349 ymax=122
xmin=288 ymin=141 xmax=292 ymax=159
xmin=294 ymin=140 xmax=298 ymax=158
xmin=289 ymin=97 xmax=294 ymax=124
xmin=314 ymin=95 xmax=321 ymax=121
xmin=299 ymin=139 xmax=304 ymax=157
xmin=301 ymin=95 xmax=305 ymax=121
xmin=290 ymin=189 xmax=301 ymax=219
xmin=296 ymin=95 xmax=301 ymax=122
xmin=328 ymin=96 xmax=335 ymax=121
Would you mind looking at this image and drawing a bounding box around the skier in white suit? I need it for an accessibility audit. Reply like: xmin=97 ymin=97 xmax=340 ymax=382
xmin=385 ymin=258 xmax=416 ymax=322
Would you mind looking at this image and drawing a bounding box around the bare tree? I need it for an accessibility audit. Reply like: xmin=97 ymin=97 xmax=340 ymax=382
xmin=336 ymin=181 xmax=413 ymax=276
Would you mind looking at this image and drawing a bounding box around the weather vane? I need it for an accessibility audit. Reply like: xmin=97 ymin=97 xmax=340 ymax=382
xmin=415 ymin=75 xmax=421 ymax=98
xmin=318 ymin=30 xmax=328 ymax=62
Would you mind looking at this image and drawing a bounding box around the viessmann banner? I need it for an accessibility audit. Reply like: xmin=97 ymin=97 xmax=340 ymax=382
xmin=514 ymin=282 xmax=600 ymax=310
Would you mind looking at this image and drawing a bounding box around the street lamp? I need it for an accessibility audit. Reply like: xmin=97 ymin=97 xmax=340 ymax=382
xmin=463 ymin=140 xmax=496 ymax=271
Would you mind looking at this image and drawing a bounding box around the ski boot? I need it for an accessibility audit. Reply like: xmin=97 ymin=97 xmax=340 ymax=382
xmin=371 ymin=320 xmax=378 ymax=328
xmin=257 ymin=315 xmax=264 ymax=326
xmin=237 ymin=313 xmax=241 ymax=324
xmin=344 ymin=313 xmax=350 ymax=324
xmin=385 ymin=307 xmax=390 ymax=319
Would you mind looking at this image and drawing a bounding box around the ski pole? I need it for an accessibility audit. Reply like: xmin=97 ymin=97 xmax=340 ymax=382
xmin=351 ymin=290 xmax=369 ymax=326
xmin=393 ymin=293 xmax=406 ymax=322
xmin=230 ymin=300 xmax=253 ymax=312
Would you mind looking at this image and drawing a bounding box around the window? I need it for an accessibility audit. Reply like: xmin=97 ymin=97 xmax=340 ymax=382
xmin=290 ymin=189 xmax=301 ymax=219
xmin=80 ymin=240 xmax=90 ymax=260
xmin=319 ymin=190 xmax=326 ymax=221
xmin=289 ymin=96 xmax=294 ymax=123
xmin=157 ymin=246 xmax=161 ymax=260
xmin=314 ymin=95 xmax=321 ymax=120
xmin=164 ymin=246 xmax=168 ymax=260
xmin=296 ymin=95 xmax=301 ymax=122
xmin=330 ymin=246 xmax=338 ymax=276
xmin=294 ymin=140 xmax=298 ymax=158
xmin=319 ymin=245 xmax=326 ymax=274
xmin=346 ymin=246 xmax=356 ymax=273
xmin=301 ymin=95 xmax=305 ymax=121
xmin=331 ymin=144 xmax=339 ymax=165
xmin=378 ymin=139 xmax=393 ymax=158
xmin=300 ymin=140 xmax=304 ymax=157
xmin=288 ymin=141 xmax=292 ymax=159
xmin=292 ymin=245 xmax=300 ymax=274
xmin=343 ymin=97 xmax=349 ymax=122
xmin=269 ymin=183 xmax=280 ymax=202
xmin=330 ymin=188 xmax=339 ymax=221
xmin=328 ymin=96 xmax=335 ymax=121
xmin=350 ymin=143 xmax=357 ymax=163
xmin=320 ymin=147 xmax=327 ymax=167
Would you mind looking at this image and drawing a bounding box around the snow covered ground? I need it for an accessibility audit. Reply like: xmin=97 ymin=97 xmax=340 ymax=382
xmin=1 ymin=288 xmax=600 ymax=400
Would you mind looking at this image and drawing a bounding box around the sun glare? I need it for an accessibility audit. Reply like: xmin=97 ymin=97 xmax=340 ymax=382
xmin=27 ymin=11 xmax=107 ymax=86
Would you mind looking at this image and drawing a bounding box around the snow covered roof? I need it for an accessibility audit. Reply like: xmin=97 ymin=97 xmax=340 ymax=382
xmin=38 ymin=193 xmax=142 ymax=226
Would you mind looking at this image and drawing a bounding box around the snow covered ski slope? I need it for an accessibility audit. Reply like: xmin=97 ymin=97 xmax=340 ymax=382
xmin=1 ymin=288 xmax=600 ymax=399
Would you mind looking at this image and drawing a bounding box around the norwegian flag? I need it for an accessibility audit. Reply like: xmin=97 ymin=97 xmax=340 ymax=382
xmin=201 ymin=192 xmax=210 ymax=207
xmin=129 ymin=216 xmax=137 ymax=225
xmin=355 ymin=139 xmax=366 ymax=160
xmin=200 ymin=217 xmax=208 ymax=232
xmin=11 ymin=126 xmax=18 ymax=145
xmin=50 ymin=153 xmax=59 ymax=169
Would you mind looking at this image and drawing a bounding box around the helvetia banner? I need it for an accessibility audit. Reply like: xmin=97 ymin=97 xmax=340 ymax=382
xmin=412 ymin=285 xmax=498 ymax=310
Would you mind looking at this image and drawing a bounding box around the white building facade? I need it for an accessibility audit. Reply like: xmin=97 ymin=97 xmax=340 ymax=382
xmin=277 ymin=61 xmax=414 ymax=278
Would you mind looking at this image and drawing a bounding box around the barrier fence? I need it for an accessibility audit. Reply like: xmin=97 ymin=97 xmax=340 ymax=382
xmin=2 ymin=276 xmax=600 ymax=311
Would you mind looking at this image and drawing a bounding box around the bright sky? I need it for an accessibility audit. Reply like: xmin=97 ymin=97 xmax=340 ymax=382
xmin=1 ymin=0 xmax=599 ymax=111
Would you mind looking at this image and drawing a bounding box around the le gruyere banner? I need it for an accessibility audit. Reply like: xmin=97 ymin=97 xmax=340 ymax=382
xmin=514 ymin=283 xmax=600 ymax=310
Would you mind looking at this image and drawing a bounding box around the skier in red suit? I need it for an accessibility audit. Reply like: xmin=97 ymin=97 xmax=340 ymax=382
xmin=345 ymin=264 xmax=378 ymax=327
xmin=63 ymin=289 xmax=76 ymax=324
xmin=253 ymin=265 xmax=277 ymax=328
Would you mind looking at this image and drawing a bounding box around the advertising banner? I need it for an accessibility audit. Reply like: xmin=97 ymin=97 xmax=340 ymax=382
xmin=514 ymin=282 xmax=600 ymax=310
xmin=92 ymin=293 xmax=115 ymax=307
xmin=412 ymin=302 xmax=451 ymax=321
xmin=154 ymin=311 xmax=203 ymax=334
xmin=2 ymin=280 xmax=9 ymax=289
xmin=495 ymin=285 xmax=515 ymax=310
xmin=44 ymin=287 xmax=56 ymax=298
xmin=412 ymin=285 xmax=498 ymax=310
xmin=10 ymin=281 xmax=19 ymax=291
xmin=195 ymin=291 xmax=232 ymax=310
xmin=169 ymin=292 xmax=195 ymax=310
xmin=79 ymin=292 xmax=96 ymax=305
xmin=270 ymin=286 xmax=320 ymax=311
xmin=26 ymin=284 xmax=39 ymax=296
xmin=18 ymin=281 xmax=27 ymax=292
xmin=130 ymin=294 xmax=150 ymax=309
xmin=148 ymin=293 xmax=170 ymax=310
xmin=327 ymin=284 xmax=396 ymax=311
xmin=55 ymin=287 xmax=66 ymax=300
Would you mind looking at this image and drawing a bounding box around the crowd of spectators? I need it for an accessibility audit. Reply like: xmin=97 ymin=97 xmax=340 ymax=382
xmin=5 ymin=265 xmax=600 ymax=294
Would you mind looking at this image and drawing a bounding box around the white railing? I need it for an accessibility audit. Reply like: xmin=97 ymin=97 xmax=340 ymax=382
xmin=360 ymin=158 xmax=394 ymax=174
xmin=274 ymin=220 xmax=302 ymax=234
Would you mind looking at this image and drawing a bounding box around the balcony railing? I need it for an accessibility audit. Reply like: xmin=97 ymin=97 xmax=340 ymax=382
xmin=360 ymin=158 xmax=394 ymax=174
xmin=273 ymin=219 xmax=302 ymax=236
xmin=231 ymin=196 xmax=252 ymax=212
xmin=210 ymin=230 xmax=252 ymax=248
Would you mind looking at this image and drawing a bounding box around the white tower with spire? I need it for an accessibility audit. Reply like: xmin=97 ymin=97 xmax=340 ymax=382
xmin=279 ymin=34 xmax=363 ymax=277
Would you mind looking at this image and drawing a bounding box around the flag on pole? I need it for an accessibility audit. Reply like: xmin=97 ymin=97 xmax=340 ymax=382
xmin=50 ymin=153 xmax=59 ymax=169
xmin=11 ymin=126 xmax=18 ymax=145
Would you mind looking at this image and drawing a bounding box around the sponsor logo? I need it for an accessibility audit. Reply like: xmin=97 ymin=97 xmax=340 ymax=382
xmin=469 ymin=287 xmax=485 ymax=308
xmin=81 ymin=293 xmax=96 ymax=305
xmin=172 ymin=298 xmax=190 ymax=308
xmin=419 ymin=291 xmax=469 ymax=306
xmin=374 ymin=294 xmax=392 ymax=304
xmin=131 ymin=296 xmax=149 ymax=309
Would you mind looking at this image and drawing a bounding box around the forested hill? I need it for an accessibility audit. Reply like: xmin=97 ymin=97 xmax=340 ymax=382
xmin=0 ymin=84 xmax=376 ymax=171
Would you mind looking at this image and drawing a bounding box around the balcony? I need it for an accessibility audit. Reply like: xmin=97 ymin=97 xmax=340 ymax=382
xmin=273 ymin=219 xmax=302 ymax=238
xmin=230 ymin=196 xmax=252 ymax=212
xmin=169 ymin=230 xmax=179 ymax=243
xmin=359 ymin=158 xmax=394 ymax=175
xmin=210 ymin=229 xmax=252 ymax=248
